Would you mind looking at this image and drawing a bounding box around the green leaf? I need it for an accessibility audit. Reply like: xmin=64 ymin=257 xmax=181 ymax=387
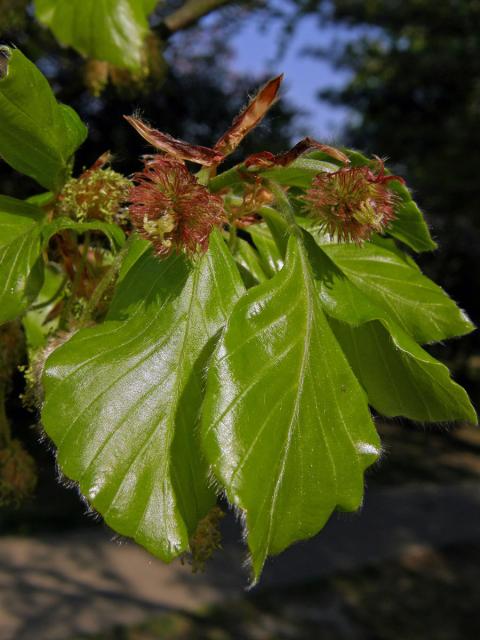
xmin=387 ymin=180 xmax=437 ymax=252
xmin=43 ymin=217 xmax=126 ymax=250
xmin=35 ymin=0 xmax=154 ymax=70
xmin=202 ymin=235 xmax=379 ymax=580
xmin=41 ymin=232 xmax=245 ymax=560
xmin=322 ymin=241 xmax=473 ymax=344
xmin=259 ymin=158 xmax=339 ymax=188
xmin=234 ymin=238 xmax=268 ymax=286
xmin=330 ymin=318 xmax=476 ymax=423
xmin=115 ymin=234 xmax=151 ymax=285
xmin=248 ymin=223 xmax=285 ymax=277
xmin=22 ymin=266 xmax=65 ymax=350
xmin=0 ymin=47 xmax=87 ymax=191
xmin=303 ymin=233 xmax=476 ymax=423
xmin=0 ymin=199 xmax=46 ymax=325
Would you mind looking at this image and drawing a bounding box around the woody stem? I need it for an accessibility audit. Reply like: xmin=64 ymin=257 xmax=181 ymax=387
xmin=161 ymin=0 xmax=231 ymax=35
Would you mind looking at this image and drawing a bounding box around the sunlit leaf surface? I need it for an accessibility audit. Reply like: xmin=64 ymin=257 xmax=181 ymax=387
xmin=202 ymin=235 xmax=380 ymax=580
xmin=35 ymin=0 xmax=154 ymax=69
xmin=42 ymin=232 xmax=244 ymax=560
xmin=0 ymin=48 xmax=87 ymax=190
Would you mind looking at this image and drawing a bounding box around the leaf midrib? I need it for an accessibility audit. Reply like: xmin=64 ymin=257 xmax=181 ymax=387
xmin=261 ymin=241 xmax=313 ymax=561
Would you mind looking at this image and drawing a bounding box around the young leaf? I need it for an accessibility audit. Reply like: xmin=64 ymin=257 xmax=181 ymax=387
xmin=34 ymin=0 xmax=154 ymax=70
xmin=22 ymin=266 xmax=65 ymax=350
xmin=202 ymin=235 xmax=380 ymax=580
xmin=387 ymin=180 xmax=437 ymax=252
xmin=0 ymin=47 xmax=87 ymax=191
xmin=0 ymin=199 xmax=46 ymax=325
xmin=330 ymin=318 xmax=477 ymax=423
xmin=41 ymin=231 xmax=245 ymax=561
xmin=0 ymin=202 xmax=128 ymax=326
xmin=42 ymin=218 xmax=126 ymax=251
xmin=303 ymin=233 xmax=476 ymax=423
xmin=245 ymin=138 xmax=349 ymax=170
xmin=234 ymin=238 xmax=269 ymax=286
xmin=248 ymin=223 xmax=285 ymax=277
xmin=322 ymin=241 xmax=473 ymax=344
xmin=258 ymin=158 xmax=340 ymax=189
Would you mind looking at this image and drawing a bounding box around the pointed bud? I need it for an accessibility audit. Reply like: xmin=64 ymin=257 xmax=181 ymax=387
xmin=214 ymin=75 xmax=283 ymax=157
xmin=124 ymin=116 xmax=224 ymax=166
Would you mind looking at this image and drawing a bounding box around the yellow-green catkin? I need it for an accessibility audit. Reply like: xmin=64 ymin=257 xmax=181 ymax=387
xmin=57 ymin=168 xmax=131 ymax=223
xmin=187 ymin=506 xmax=225 ymax=573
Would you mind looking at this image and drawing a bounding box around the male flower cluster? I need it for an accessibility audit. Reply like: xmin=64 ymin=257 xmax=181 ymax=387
xmin=57 ymin=154 xmax=131 ymax=223
xmin=129 ymin=156 xmax=225 ymax=257
xmin=304 ymin=161 xmax=404 ymax=243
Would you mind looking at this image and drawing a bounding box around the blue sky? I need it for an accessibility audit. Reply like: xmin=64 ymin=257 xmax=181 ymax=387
xmin=229 ymin=11 xmax=354 ymax=143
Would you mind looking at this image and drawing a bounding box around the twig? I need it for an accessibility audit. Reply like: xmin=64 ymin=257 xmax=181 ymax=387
xmin=158 ymin=0 xmax=231 ymax=38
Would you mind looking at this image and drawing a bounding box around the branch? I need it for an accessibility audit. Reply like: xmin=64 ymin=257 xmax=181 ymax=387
xmin=159 ymin=0 xmax=231 ymax=37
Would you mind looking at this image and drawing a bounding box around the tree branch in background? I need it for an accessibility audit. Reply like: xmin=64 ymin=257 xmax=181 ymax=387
xmin=161 ymin=0 xmax=232 ymax=36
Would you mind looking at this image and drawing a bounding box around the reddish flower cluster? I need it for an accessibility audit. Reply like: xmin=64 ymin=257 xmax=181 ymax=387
xmin=129 ymin=156 xmax=226 ymax=257
xmin=304 ymin=161 xmax=404 ymax=243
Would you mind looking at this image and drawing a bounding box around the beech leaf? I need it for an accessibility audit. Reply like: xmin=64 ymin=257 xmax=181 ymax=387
xmin=303 ymin=232 xmax=476 ymax=423
xmin=41 ymin=232 xmax=245 ymax=560
xmin=34 ymin=0 xmax=155 ymax=70
xmin=202 ymin=235 xmax=380 ymax=580
xmin=0 ymin=198 xmax=45 ymax=324
xmin=0 ymin=48 xmax=87 ymax=191
xmin=322 ymin=241 xmax=473 ymax=344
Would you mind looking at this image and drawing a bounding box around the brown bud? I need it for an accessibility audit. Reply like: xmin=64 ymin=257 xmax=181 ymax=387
xmin=124 ymin=116 xmax=224 ymax=166
xmin=214 ymin=75 xmax=283 ymax=157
